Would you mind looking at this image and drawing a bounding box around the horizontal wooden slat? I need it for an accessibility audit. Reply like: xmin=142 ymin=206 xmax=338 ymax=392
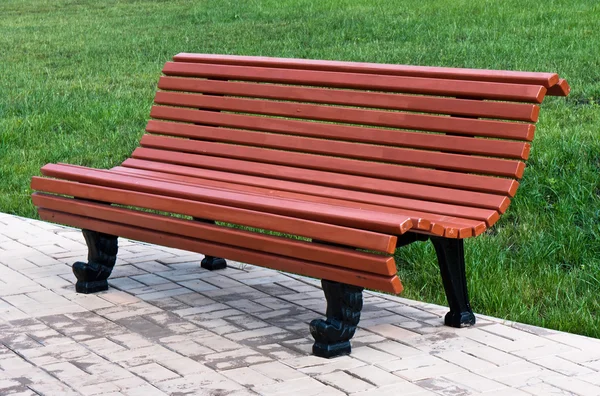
xmin=173 ymin=53 xmax=560 ymax=88
xmin=39 ymin=164 xmax=415 ymax=235
xmin=111 ymin=165 xmax=488 ymax=238
xmin=153 ymin=92 xmax=535 ymax=143
xmin=158 ymin=76 xmax=540 ymax=122
xmin=60 ymin=162 xmax=432 ymax=236
xmin=33 ymin=193 xmax=396 ymax=275
xmin=30 ymin=177 xmax=396 ymax=253
xmin=114 ymin=164 xmax=490 ymax=236
xmin=38 ymin=208 xmax=402 ymax=293
xmin=40 ymin=163 xmax=487 ymax=238
xmin=147 ymin=119 xmax=530 ymax=161
xmin=139 ymin=135 xmax=511 ymax=212
xmin=109 ymin=165 xmax=486 ymax=238
xmin=146 ymin=118 xmax=526 ymax=177
xmin=116 ymin=161 xmax=499 ymax=226
xmin=112 ymin=165 xmax=489 ymax=238
xmin=148 ymin=108 xmax=532 ymax=159
xmin=162 ymin=62 xmax=547 ymax=103
xmin=132 ymin=146 xmax=517 ymax=203
xmin=547 ymin=79 xmax=570 ymax=96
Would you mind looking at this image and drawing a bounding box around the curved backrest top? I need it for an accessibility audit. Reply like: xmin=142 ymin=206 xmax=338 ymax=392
xmin=173 ymin=53 xmax=570 ymax=96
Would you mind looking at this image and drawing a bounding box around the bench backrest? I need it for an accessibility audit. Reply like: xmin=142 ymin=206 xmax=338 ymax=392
xmin=127 ymin=53 xmax=569 ymax=236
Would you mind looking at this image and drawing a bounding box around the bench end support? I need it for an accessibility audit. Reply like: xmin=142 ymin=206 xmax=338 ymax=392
xmin=73 ymin=229 xmax=118 ymax=294
xmin=310 ymin=280 xmax=364 ymax=358
xmin=431 ymin=237 xmax=476 ymax=328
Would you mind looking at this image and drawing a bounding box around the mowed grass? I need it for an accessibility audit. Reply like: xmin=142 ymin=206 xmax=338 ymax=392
xmin=1 ymin=0 xmax=599 ymax=336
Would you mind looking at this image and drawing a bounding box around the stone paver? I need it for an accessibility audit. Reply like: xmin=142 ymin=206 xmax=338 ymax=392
xmin=0 ymin=213 xmax=599 ymax=395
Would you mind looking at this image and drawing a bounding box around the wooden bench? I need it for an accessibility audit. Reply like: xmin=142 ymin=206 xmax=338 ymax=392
xmin=31 ymin=53 xmax=569 ymax=358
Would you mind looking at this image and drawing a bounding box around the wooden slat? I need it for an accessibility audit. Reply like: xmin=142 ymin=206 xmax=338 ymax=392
xmin=40 ymin=164 xmax=487 ymax=238
xmin=138 ymin=135 xmax=512 ymax=212
xmin=110 ymin=164 xmax=488 ymax=236
xmin=37 ymin=209 xmax=403 ymax=294
xmin=147 ymin=119 xmax=530 ymax=161
xmin=153 ymin=92 xmax=535 ymax=143
xmin=56 ymin=162 xmax=428 ymax=236
xmin=547 ymin=79 xmax=570 ymax=97
xmin=173 ymin=53 xmax=560 ymax=88
xmin=148 ymin=108 xmax=532 ymax=158
xmin=158 ymin=76 xmax=540 ymax=122
xmin=162 ymin=62 xmax=547 ymax=103
xmin=108 ymin=165 xmax=483 ymax=238
xmin=132 ymin=146 xmax=517 ymax=199
xmin=33 ymin=193 xmax=396 ymax=275
xmin=112 ymin=165 xmax=487 ymax=238
xmin=39 ymin=164 xmax=415 ymax=235
xmin=115 ymin=161 xmax=499 ymax=226
xmin=146 ymin=118 xmax=526 ymax=177
xmin=30 ymin=177 xmax=396 ymax=253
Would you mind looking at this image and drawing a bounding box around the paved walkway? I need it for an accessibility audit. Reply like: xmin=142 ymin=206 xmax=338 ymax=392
xmin=0 ymin=212 xmax=599 ymax=396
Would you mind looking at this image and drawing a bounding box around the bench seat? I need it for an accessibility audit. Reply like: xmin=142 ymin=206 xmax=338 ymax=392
xmin=32 ymin=164 xmax=408 ymax=294
xmin=31 ymin=53 xmax=569 ymax=358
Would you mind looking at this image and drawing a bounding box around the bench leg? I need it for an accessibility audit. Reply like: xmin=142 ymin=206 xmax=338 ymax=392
xmin=73 ymin=229 xmax=118 ymax=294
xmin=310 ymin=280 xmax=364 ymax=358
xmin=430 ymin=237 xmax=476 ymax=327
xmin=201 ymin=255 xmax=227 ymax=271
xmin=193 ymin=218 xmax=227 ymax=270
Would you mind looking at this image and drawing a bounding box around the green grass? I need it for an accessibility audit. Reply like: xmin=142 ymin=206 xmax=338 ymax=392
xmin=1 ymin=0 xmax=599 ymax=337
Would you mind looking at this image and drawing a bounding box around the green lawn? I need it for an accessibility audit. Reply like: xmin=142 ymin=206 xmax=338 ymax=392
xmin=1 ymin=0 xmax=599 ymax=337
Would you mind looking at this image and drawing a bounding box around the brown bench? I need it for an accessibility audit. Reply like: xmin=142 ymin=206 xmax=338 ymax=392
xmin=31 ymin=53 xmax=569 ymax=358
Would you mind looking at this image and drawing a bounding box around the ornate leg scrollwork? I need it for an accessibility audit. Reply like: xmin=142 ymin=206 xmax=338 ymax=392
xmin=310 ymin=280 xmax=364 ymax=358
xmin=73 ymin=229 xmax=118 ymax=294
xmin=430 ymin=236 xmax=476 ymax=327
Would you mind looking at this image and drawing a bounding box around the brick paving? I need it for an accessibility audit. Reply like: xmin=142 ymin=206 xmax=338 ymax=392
xmin=0 ymin=212 xmax=599 ymax=396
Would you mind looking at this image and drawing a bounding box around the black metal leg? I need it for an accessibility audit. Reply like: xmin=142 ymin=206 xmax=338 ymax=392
xmin=430 ymin=237 xmax=476 ymax=327
xmin=193 ymin=217 xmax=227 ymax=270
xmin=201 ymin=255 xmax=227 ymax=271
xmin=396 ymin=232 xmax=430 ymax=247
xmin=73 ymin=229 xmax=118 ymax=294
xmin=310 ymin=280 xmax=364 ymax=358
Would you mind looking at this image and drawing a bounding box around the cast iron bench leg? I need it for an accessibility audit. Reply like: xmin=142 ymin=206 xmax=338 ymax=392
xmin=310 ymin=279 xmax=364 ymax=358
xmin=201 ymin=255 xmax=227 ymax=271
xmin=194 ymin=218 xmax=227 ymax=270
xmin=430 ymin=236 xmax=476 ymax=327
xmin=73 ymin=229 xmax=118 ymax=294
